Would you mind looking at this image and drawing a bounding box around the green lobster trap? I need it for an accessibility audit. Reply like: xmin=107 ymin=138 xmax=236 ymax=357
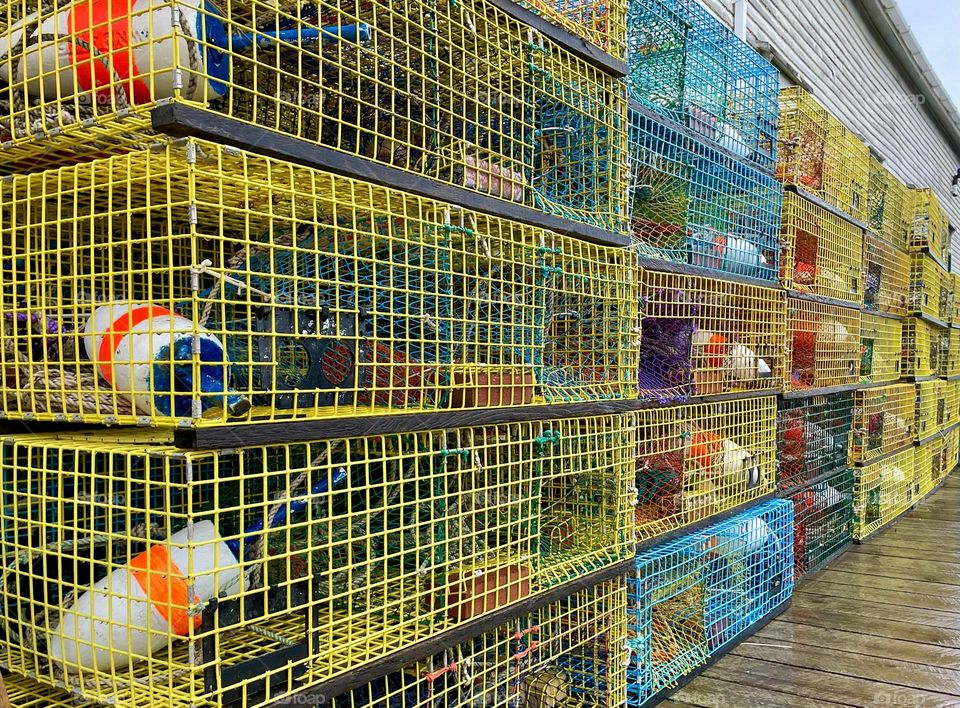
xmin=789 ymin=467 xmax=853 ymax=580
xmin=908 ymin=188 xmax=951 ymax=263
xmin=634 ymin=395 xmax=777 ymax=542
xmin=867 ymin=156 xmax=910 ymax=249
xmin=908 ymin=252 xmax=951 ymax=322
xmin=787 ymin=297 xmax=861 ymax=391
xmin=864 ymin=232 xmax=909 ymax=316
xmin=851 ymin=383 xmax=914 ymax=464
xmin=0 ymin=415 xmax=635 ymax=708
xmin=777 ymin=392 xmax=853 ymax=491
xmin=853 ymin=444 xmax=915 ymax=540
xmin=859 ymin=313 xmax=902 ymax=384
xmin=0 ymin=139 xmax=638 ymax=429
xmin=0 ymin=0 xmax=629 ymax=233
xmin=901 ymin=317 xmax=947 ymax=378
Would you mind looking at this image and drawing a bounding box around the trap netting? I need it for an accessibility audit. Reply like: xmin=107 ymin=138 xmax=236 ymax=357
xmin=777 ymin=392 xmax=853 ymax=491
xmin=786 ymin=297 xmax=861 ymax=391
xmin=788 ymin=467 xmax=853 ymax=580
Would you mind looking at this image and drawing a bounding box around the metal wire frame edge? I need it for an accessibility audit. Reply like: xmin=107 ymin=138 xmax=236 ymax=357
xmin=635 ymin=254 xmax=783 ymax=291
xmin=908 ymin=245 xmax=949 ymax=274
xmin=785 ymin=185 xmax=871 ymax=233
xmin=852 ymin=436 xmax=921 ymax=468
xmin=150 ymin=105 xmax=631 ymax=250
xmin=906 ymin=312 xmax=951 ymax=330
xmin=786 ymin=289 xmax=864 ymax=311
xmin=862 ymin=308 xmax=905 ymax=321
xmin=782 ymin=382 xmax=874 ymax=401
xmin=777 ymin=466 xmax=851 ymax=499
xmin=865 ymin=228 xmax=910 ymax=255
xmin=852 ymin=466 xmax=956 ymax=544
xmin=903 ymin=374 xmax=941 ymax=382
xmin=914 ymin=419 xmax=960 ymax=448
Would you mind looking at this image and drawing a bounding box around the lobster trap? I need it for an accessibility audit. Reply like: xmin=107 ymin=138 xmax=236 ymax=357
xmin=626 ymin=498 xmax=793 ymax=705
xmin=952 ymin=275 xmax=960 ymax=325
xmin=943 ymin=379 xmax=960 ymax=431
xmin=867 ymin=156 xmax=910 ymax=249
xmin=636 ymin=268 xmax=785 ymax=401
xmin=625 ymin=0 xmax=778 ymax=169
xmin=4 ymin=671 xmax=89 ymax=708
xmin=627 ymin=108 xmax=783 ymax=280
xmin=901 ymin=317 xmax=947 ymax=378
xmin=859 ymin=314 xmax=902 ymax=384
xmin=942 ymin=426 xmax=959 ymax=483
xmin=0 ymin=0 xmax=628 ymax=233
xmin=852 ymin=444 xmax=915 ymax=540
xmin=908 ymin=188 xmax=951 ymax=263
xmin=945 ymin=328 xmax=960 ymax=378
xmin=0 ymin=139 xmax=638 ymax=428
xmin=851 ymin=384 xmax=914 ymax=464
xmin=863 ymin=231 xmax=909 ymax=315
xmin=915 ymin=379 xmax=949 ymax=441
xmin=0 ymin=415 xmax=635 ymax=708
xmin=908 ymin=252 xmax=951 ymax=322
xmin=519 ymin=0 xmax=627 ymax=60
xmin=634 ymin=396 xmax=777 ymax=542
xmin=786 ymin=297 xmax=861 ymax=391
xmin=780 ymin=191 xmax=864 ymax=305
xmin=913 ymin=435 xmax=949 ymax=500
xmin=777 ymin=392 xmax=853 ymax=491
xmin=776 ymin=87 xmax=870 ymax=222
xmin=788 ymin=467 xmax=853 ymax=580
xmin=331 ymin=577 xmax=627 ymax=707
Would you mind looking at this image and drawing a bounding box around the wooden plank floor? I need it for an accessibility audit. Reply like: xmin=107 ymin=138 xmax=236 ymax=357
xmin=661 ymin=473 xmax=960 ymax=708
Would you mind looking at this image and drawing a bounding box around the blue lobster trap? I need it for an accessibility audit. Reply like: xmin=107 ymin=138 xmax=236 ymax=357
xmin=626 ymin=498 xmax=794 ymax=704
xmin=628 ymin=108 xmax=783 ymax=281
xmin=626 ymin=0 xmax=779 ymax=169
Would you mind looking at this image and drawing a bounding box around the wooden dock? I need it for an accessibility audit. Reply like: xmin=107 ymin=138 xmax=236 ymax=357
xmin=662 ymin=473 xmax=960 ymax=707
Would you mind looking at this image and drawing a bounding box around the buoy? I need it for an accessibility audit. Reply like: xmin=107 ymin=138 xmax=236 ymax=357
xmin=714 ymin=515 xmax=773 ymax=557
xmin=0 ymin=0 xmax=369 ymax=104
xmin=692 ymin=329 xmax=772 ymax=393
xmin=82 ymin=302 xmax=248 ymax=418
xmin=687 ymin=228 xmax=771 ymax=278
xmin=720 ymin=438 xmax=762 ymax=490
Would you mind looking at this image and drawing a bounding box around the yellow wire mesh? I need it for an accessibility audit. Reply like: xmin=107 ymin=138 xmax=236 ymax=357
xmin=913 ymin=435 xmax=945 ymax=500
xmin=908 ymin=252 xmax=951 ymax=322
xmin=4 ymin=671 xmax=90 ymax=707
xmin=941 ymin=427 xmax=959 ymax=485
xmin=776 ymin=87 xmax=870 ymax=222
xmin=859 ymin=314 xmax=902 ymax=385
xmin=637 ymin=268 xmax=785 ymax=400
xmin=634 ymin=395 xmax=777 ymax=542
xmin=0 ymin=414 xmax=635 ymax=708
xmin=330 ymin=577 xmax=627 ymax=707
xmin=952 ymin=275 xmax=960 ymax=325
xmin=915 ymin=379 xmax=948 ymax=441
xmin=0 ymin=138 xmax=638 ymax=427
xmin=852 ymin=444 xmax=915 ymax=540
xmin=851 ymin=383 xmax=914 ymax=464
xmin=0 ymin=0 xmax=628 ymax=233
xmin=946 ymin=328 xmax=960 ymax=379
xmin=863 ymin=232 xmax=909 ymax=316
xmin=908 ymin=188 xmax=951 ymax=263
xmin=943 ymin=379 xmax=960 ymax=431
xmin=780 ymin=191 xmax=863 ymax=305
xmin=786 ymin=297 xmax=861 ymax=391
xmin=901 ymin=317 xmax=947 ymax=378
xmin=518 ymin=0 xmax=626 ymax=60
xmin=867 ymin=156 xmax=910 ymax=249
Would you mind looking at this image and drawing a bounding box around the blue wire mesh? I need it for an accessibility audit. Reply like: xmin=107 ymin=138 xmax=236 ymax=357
xmin=788 ymin=468 xmax=853 ymax=581
xmin=626 ymin=0 xmax=779 ymax=169
xmin=777 ymin=393 xmax=853 ymax=491
xmin=628 ymin=108 xmax=782 ymax=280
xmin=626 ymin=498 xmax=794 ymax=704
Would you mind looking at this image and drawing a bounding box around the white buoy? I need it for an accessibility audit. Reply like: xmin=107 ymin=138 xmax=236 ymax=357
xmin=82 ymin=302 xmax=247 ymax=417
xmin=49 ymin=521 xmax=246 ymax=673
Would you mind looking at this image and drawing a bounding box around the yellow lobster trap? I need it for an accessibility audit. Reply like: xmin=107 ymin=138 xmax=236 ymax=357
xmin=786 ymin=297 xmax=861 ymax=391
xmin=851 ymin=383 xmax=914 ymax=464
xmin=518 ymin=0 xmax=627 ymax=60
xmin=952 ymin=274 xmax=960 ymax=325
xmin=852 ymin=444 xmax=915 ymax=540
xmin=901 ymin=317 xmax=948 ymax=378
xmin=915 ymin=379 xmax=948 ymax=441
xmin=780 ymin=191 xmax=863 ymax=305
xmin=863 ymin=232 xmax=909 ymax=316
xmin=867 ymin=156 xmax=909 ymax=249
xmin=908 ymin=188 xmax=951 ymax=263
xmin=4 ymin=671 xmax=89 ymax=708
xmin=0 ymin=415 xmax=635 ymax=708
xmin=0 ymin=0 xmax=628 ymax=233
xmin=945 ymin=328 xmax=960 ymax=378
xmin=941 ymin=426 xmax=959 ymax=484
xmin=634 ymin=395 xmax=777 ymax=542
xmin=943 ymin=379 xmax=960 ymax=431
xmin=859 ymin=313 xmax=901 ymax=384
xmin=776 ymin=87 xmax=870 ymax=223
xmin=0 ymin=139 xmax=638 ymax=428
xmin=637 ymin=268 xmax=785 ymax=401
xmin=913 ymin=435 xmax=948 ymax=500
xmin=908 ymin=252 xmax=951 ymax=322
xmin=330 ymin=578 xmax=627 ymax=707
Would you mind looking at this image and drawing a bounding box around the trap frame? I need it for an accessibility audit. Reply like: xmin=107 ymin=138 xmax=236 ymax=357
xmin=851 ymin=383 xmax=914 ymax=465
xmin=908 ymin=252 xmax=951 ymax=323
xmin=519 ymin=0 xmax=627 ymax=60
xmin=908 ymin=187 xmax=950 ymax=263
xmin=867 ymin=156 xmax=909 ymax=249
xmin=777 ymin=392 xmax=853 ymax=491
xmin=914 ymin=379 xmax=949 ymax=441
xmin=786 ymin=297 xmax=861 ymax=392
xmin=863 ymin=231 xmax=909 ymax=316
xmin=788 ymin=467 xmax=853 ymax=580
xmin=852 ymin=444 xmax=915 ymax=541
xmin=859 ymin=313 xmax=902 ymax=385
xmin=901 ymin=317 xmax=947 ymax=379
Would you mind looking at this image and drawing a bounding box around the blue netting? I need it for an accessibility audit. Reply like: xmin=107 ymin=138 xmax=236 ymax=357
xmin=626 ymin=0 xmax=779 ymax=169
xmin=628 ymin=108 xmax=782 ymax=280
xmin=626 ymin=498 xmax=794 ymax=704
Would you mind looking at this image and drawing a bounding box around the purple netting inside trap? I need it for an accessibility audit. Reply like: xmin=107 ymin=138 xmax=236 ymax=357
xmin=638 ymin=316 xmax=695 ymax=402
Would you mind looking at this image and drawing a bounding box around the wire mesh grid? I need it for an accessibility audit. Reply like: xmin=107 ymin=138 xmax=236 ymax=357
xmin=780 ymin=191 xmax=863 ymax=305
xmin=915 ymin=379 xmax=948 ymax=441
xmin=0 ymin=139 xmax=638 ymax=428
xmin=776 ymin=87 xmax=870 ymax=222
xmin=330 ymin=577 xmax=628 ymax=707
xmin=941 ymin=426 xmax=959 ymax=484
xmin=946 ymin=328 xmax=960 ymax=379
xmin=0 ymin=415 xmax=635 ymax=707
xmin=852 ymin=444 xmax=915 ymax=540
xmin=913 ymin=435 xmax=945 ymax=500
xmin=867 ymin=156 xmax=909 ymax=249
xmin=625 ymin=0 xmax=779 ymax=169
xmin=0 ymin=0 xmax=629 ymax=233
xmin=952 ymin=275 xmax=960 ymax=326
xmin=518 ymin=0 xmax=627 ymax=60
xmin=777 ymin=393 xmax=853 ymax=491
xmin=636 ymin=268 xmax=785 ymax=402
xmin=4 ymin=670 xmax=92 ymax=707
xmin=943 ymin=379 xmax=960 ymax=432
xmin=908 ymin=188 xmax=950 ymax=263
xmin=908 ymin=252 xmax=951 ymax=322
xmin=901 ymin=317 xmax=947 ymax=379
xmin=626 ymin=498 xmax=794 ymax=704
xmin=863 ymin=232 xmax=909 ymax=316
xmin=627 ymin=108 xmax=783 ymax=280
xmin=786 ymin=297 xmax=861 ymax=391
xmin=633 ymin=396 xmax=777 ymax=542
xmin=859 ymin=314 xmax=902 ymax=385
xmin=851 ymin=384 xmax=914 ymax=464
xmin=788 ymin=467 xmax=853 ymax=581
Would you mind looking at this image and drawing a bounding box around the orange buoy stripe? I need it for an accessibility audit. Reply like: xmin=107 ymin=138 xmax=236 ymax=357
xmin=97 ymin=306 xmax=172 ymax=385
xmin=128 ymin=543 xmax=201 ymax=636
